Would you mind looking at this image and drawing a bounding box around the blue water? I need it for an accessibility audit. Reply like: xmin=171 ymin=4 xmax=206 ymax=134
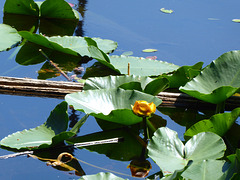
xmin=1 ymin=0 xmax=240 ymax=179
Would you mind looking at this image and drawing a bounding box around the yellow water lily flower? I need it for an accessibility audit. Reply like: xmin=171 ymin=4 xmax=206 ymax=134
xmin=132 ymin=100 xmax=156 ymax=117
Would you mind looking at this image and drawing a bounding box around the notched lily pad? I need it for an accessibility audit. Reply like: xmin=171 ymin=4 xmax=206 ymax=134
xmin=0 ymin=102 xmax=75 ymax=150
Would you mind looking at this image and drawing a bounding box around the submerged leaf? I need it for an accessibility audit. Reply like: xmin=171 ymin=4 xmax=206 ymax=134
xmin=29 ymin=152 xmax=85 ymax=176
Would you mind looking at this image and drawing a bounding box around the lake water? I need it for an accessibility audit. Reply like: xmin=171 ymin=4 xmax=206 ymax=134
xmin=0 ymin=0 xmax=240 ymax=179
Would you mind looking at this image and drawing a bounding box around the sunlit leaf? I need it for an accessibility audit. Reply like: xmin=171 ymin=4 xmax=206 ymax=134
xmin=147 ymin=127 xmax=226 ymax=174
xmin=160 ymin=8 xmax=173 ymax=14
xmin=65 ymin=88 xmax=162 ymax=125
xmin=142 ymin=49 xmax=158 ymax=53
xmin=232 ymin=19 xmax=240 ymax=23
xmin=79 ymin=172 xmax=126 ymax=180
xmin=0 ymin=102 xmax=74 ymax=150
xmin=110 ymin=55 xmax=179 ymax=76
xmin=181 ymin=160 xmax=226 ymax=180
xmin=180 ymin=51 xmax=240 ymax=104
xmin=184 ymin=107 xmax=240 ymax=139
xmin=0 ymin=24 xmax=21 ymax=52
xmin=83 ymin=75 xmax=153 ymax=91
xmin=18 ymin=31 xmax=117 ymax=58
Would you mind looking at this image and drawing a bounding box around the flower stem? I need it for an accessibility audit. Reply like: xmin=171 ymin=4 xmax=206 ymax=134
xmin=143 ymin=116 xmax=149 ymax=143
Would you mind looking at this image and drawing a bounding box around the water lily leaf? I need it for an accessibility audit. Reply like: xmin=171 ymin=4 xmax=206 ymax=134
xmin=83 ymin=75 xmax=153 ymax=91
xmin=0 ymin=101 xmax=74 ymax=150
xmin=79 ymin=172 xmax=126 ymax=180
xmin=17 ymin=31 xmax=117 ymax=58
xmin=160 ymin=8 xmax=173 ymax=14
xmin=65 ymin=88 xmax=162 ymax=125
xmin=147 ymin=127 xmax=226 ymax=174
xmin=110 ymin=55 xmax=179 ymax=76
xmin=232 ymin=19 xmax=240 ymax=23
xmin=184 ymin=107 xmax=240 ymax=139
xmin=0 ymin=24 xmax=21 ymax=51
xmin=40 ymin=0 xmax=79 ymax=20
xmin=180 ymin=51 xmax=240 ymax=104
xmin=181 ymin=159 xmax=226 ymax=180
xmin=162 ymin=62 xmax=203 ymax=88
xmin=142 ymin=49 xmax=158 ymax=53
xmin=4 ymin=0 xmax=39 ymax=16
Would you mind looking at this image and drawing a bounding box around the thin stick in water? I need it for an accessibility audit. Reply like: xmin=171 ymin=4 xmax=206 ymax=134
xmin=39 ymin=49 xmax=72 ymax=82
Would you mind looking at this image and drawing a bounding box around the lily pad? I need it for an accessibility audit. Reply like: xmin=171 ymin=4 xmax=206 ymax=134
xmin=83 ymin=75 xmax=153 ymax=91
xmin=0 ymin=102 xmax=75 ymax=150
xmin=184 ymin=107 xmax=240 ymax=139
xmin=147 ymin=127 xmax=226 ymax=174
xmin=162 ymin=62 xmax=203 ymax=88
xmin=65 ymin=88 xmax=162 ymax=125
xmin=232 ymin=19 xmax=240 ymax=23
xmin=180 ymin=51 xmax=240 ymax=104
xmin=18 ymin=32 xmax=117 ymax=57
xmin=110 ymin=55 xmax=179 ymax=76
xmin=181 ymin=159 xmax=226 ymax=180
xmin=4 ymin=0 xmax=39 ymax=16
xmin=160 ymin=8 xmax=173 ymax=14
xmin=0 ymin=24 xmax=21 ymax=51
xmin=142 ymin=48 xmax=158 ymax=53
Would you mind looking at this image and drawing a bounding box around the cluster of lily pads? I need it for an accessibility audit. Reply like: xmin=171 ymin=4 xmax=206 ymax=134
xmin=0 ymin=0 xmax=240 ymax=179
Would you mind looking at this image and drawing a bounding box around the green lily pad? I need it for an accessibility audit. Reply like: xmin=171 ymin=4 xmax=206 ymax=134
xmin=83 ymin=75 xmax=153 ymax=91
xmin=110 ymin=55 xmax=179 ymax=76
xmin=18 ymin=32 xmax=117 ymax=57
xmin=162 ymin=62 xmax=203 ymax=88
xmin=232 ymin=19 xmax=240 ymax=23
xmin=40 ymin=0 xmax=79 ymax=19
xmin=180 ymin=51 xmax=240 ymax=104
xmin=184 ymin=107 xmax=240 ymax=139
xmin=147 ymin=127 xmax=226 ymax=174
xmin=181 ymin=159 xmax=226 ymax=180
xmin=0 ymin=102 xmax=74 ymax=150
xmin=4 ymin=0 xmax=39 ymax=16
xmin=142 ymin=48 xmax=158 ymax=53
xmin=160 ymin=8 xmax=174 ymax=14
xmin=65 ymin=88 xmax=162 ymax=125
xmin=0 ymin=24 xmax=21 ymax=51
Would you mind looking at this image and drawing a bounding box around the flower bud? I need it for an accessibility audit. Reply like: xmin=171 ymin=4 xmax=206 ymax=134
xmin=132 ymin=100 xmax=156 ymax=117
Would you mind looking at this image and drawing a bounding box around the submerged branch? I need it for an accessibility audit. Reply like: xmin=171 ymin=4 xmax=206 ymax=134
xmin=0 ymin=76 xmax=239 ymax=110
